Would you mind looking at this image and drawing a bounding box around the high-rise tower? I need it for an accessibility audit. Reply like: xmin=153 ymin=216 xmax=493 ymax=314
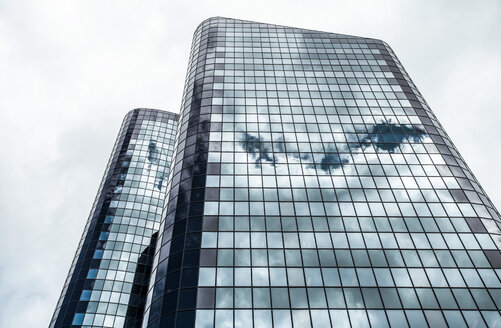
xmin=142 ymin=17 xmax=501 ymax=328
xmin=51 ymin=17 xmax=501 ymax=328
xmin=50 ymin=108 xmax=178 ymax=327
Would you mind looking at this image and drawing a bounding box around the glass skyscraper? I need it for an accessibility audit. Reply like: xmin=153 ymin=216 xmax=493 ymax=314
xmin=50 ymin=108 xmax=178 ymax=327
xmin=52 ymin=17 xmax=501 ymax=328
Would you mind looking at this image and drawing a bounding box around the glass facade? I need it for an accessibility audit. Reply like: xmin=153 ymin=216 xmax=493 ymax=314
xmin=51 ymin=17 xmax=501 ymax=328
xmin=142 ymin=17 xmax=501 ymax=328
xmin=50 ymin=108 xmax=179 ymax=328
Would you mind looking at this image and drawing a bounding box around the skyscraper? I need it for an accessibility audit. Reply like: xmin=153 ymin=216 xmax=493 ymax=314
xmin=52 ymin=17 xmax=501 ymax=328
xmin=142 ymin=18 xmax=501 ymax=328
xmin=50 ymin=108 xmax=178 ymax=327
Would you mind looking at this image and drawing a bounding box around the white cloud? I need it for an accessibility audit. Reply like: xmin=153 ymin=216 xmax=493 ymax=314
xmin=0 ymin=0 xmax=499 ymax=326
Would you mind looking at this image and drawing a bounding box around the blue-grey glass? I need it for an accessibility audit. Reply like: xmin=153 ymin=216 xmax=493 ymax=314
xmin=50 ymin=108 xmax=178 ymax=328
xmin=143 ymin=17 xmax=501 ymax=327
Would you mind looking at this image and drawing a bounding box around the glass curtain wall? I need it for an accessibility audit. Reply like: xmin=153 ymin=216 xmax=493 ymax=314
xmin=144 ymin=18 xmax=501 ymax=328
xmin=50 ymin=108 xmax=178 ymax=328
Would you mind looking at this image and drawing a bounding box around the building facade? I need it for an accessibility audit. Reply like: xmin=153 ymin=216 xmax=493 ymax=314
xmin=142 ymin=18 xmax=501 ymax=328
xmin=50 ymin=108 xmax=179 ymax=327
xmin=52 ymin=17 xmax=501 ymax=328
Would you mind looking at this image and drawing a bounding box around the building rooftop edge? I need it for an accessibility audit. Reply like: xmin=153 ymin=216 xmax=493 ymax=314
xmin=126 ymin=108 xmax=179 ymax=117
xmin=194 ymin=16 xmax=386 ymax=45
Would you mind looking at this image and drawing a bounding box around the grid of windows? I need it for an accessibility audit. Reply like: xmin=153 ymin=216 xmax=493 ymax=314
xmin=144 ymin=18 xmax=501 ymax=328
xmin=50 ymin=108 xmax=179 ymax=328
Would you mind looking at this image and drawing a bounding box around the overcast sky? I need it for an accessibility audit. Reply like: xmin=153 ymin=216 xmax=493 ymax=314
xmin=1 ymin=0 xmax=500 ymax=327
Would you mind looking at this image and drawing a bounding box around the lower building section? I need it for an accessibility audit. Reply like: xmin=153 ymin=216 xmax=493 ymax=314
xmin=194 ymin=308 xmax=498 ymax=327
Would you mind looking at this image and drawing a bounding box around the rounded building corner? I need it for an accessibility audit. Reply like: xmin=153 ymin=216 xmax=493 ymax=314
xmin=126 ymin=107 xmax=145 ymax=116
xmin=194 ymin=16 xmax=227 ymax=34
xmin=124 ymin=108 xmax=139 ymax=120
xmin=369 ymin=37 xmax=392 ymax=49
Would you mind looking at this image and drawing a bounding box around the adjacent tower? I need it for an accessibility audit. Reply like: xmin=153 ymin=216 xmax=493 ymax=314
xmin=50 ymin=108 xmax=179 ymax=327
xmin=142 ymin=18 xmax=501 ymax=328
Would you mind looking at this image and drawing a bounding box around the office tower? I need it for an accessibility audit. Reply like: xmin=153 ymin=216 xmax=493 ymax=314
xmin=50 ymin=108 xmax=179 ymax=328
xmin=142 ymin=17 xmax=501 ymax=328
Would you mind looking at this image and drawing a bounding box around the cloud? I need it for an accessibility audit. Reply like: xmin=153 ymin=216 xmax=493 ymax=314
xmin=0 ymin=0 xmax=499 ymax=326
